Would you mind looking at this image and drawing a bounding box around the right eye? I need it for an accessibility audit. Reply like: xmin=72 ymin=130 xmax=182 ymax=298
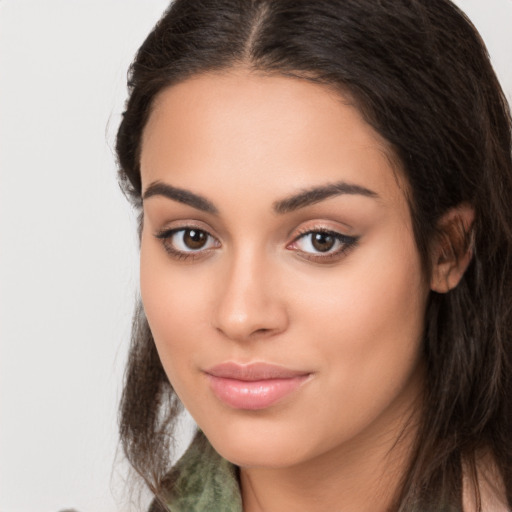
xmin=155 ymin=227 xmax=220 ymax=259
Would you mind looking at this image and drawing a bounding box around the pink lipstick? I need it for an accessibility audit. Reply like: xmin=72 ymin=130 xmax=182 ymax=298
xmin=205 ymin=362 xmax=311 ymax=410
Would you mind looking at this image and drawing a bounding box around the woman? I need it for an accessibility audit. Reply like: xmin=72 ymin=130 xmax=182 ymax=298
xmin=116 ymin=0 xmax=512 ymax=510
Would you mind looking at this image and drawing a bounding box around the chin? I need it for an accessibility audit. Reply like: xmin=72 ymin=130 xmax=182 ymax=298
xmin=213 ymin=438 xmax=307 ymax=469
xmin=199 ymin=415 xmax=321 ymax=469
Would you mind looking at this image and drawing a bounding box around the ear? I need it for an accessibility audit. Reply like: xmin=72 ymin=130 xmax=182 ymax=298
xmin=430 ymin=204 xmax=475 ymax=293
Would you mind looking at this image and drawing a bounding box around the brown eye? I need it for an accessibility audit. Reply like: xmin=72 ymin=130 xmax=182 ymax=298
xmin=155 ymin=227 xmax=219 ymax=257
xmin=289 ymin=229 xmax=359 ymax=261
xmin=183 ymin=229 xmax=208 ymax=250
xmin=311 ymin=232 xmax=336 ymax=252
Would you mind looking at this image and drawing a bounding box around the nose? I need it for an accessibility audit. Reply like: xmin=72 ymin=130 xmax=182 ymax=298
xmin=212 ymin=249 xmax=288 ymax=342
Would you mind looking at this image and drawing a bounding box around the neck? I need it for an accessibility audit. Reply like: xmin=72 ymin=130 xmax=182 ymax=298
xmin=240 ymin=404 xmax=419 ymax=512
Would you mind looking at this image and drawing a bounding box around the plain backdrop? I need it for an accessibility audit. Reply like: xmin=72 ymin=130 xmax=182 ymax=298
xmin=1 ymin=1 xmax=511 ymax=511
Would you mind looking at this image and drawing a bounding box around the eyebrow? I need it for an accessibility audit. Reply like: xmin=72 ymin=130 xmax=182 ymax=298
xmin=143 ymin=181 xmax=218 ymax=214
xmin=273 ymin=181 xmax=379 ymax=214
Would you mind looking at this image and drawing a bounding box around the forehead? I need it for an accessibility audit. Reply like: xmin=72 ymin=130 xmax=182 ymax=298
xmin=140 ymin=70 xmax=406 ymax=207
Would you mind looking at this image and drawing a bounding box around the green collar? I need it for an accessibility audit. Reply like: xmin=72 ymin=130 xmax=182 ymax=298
xmin=163 ymin=432 xmax=458 ymax=512
xmin=165 ymin=431 xmax=243 ymax=512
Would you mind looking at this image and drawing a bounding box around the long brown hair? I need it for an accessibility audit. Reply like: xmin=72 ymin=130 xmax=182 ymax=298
xmin=116 ymin=1 xmax=512 ymax=509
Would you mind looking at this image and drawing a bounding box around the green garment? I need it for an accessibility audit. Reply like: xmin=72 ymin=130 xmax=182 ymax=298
xmin=162 ymin=431 xmax=458 ymax=512
xmin=164 ymin=431 xmax=243 ymax=512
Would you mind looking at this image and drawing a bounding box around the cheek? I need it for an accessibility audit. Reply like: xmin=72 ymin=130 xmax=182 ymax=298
xmin=291 ymin=229 xmax=428 ymax=408
xmin=297 ymin=245 xmax=425 ymax=333
xmin=139 ymin=234 xmax=206 ymax=368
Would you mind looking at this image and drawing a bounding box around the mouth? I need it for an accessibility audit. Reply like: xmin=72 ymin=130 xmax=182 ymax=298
xmin=204 ymin=362 xmax=312 ymax=410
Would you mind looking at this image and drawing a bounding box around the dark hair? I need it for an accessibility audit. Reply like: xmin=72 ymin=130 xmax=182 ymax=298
xmin=116 ymin=0 xmax=512 ymax=509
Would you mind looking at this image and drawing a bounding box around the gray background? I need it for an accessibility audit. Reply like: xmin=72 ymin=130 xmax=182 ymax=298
xmin=1 ymin=1 xmax=511 ymax=511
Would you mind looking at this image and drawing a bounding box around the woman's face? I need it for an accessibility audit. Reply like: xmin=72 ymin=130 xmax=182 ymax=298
xmin=139 ymin=71 xmax=430 ymax=469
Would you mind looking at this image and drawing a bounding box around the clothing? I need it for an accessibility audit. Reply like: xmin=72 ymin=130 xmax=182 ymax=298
xmin=160 ymin=431 xmax=461 ymax=512
xmin=163 ymin=431 xmax=243 ymax=512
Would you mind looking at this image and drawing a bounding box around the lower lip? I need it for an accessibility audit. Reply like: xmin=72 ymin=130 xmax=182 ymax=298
xmin=207 ymin=375 xmax=309 ymax=410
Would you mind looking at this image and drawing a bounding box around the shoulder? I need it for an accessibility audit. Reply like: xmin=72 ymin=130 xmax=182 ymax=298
xmin=462 ymin=451 xmax=510 ymax=512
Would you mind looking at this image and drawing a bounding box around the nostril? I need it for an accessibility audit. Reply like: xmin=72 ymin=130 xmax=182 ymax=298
xmin=246 ymin=328 xmax=271 ymax=338
xmin=215 ymin=325 xmax=275 ymax=340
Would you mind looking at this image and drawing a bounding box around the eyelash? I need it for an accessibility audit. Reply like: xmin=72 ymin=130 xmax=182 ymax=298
xmin=155 ymin=227 xmax=220 ymax=261
xmin=288 ymin=228 xmax=359 ymax=263
xmin=154 ymin=226 xmax=359 ymax=263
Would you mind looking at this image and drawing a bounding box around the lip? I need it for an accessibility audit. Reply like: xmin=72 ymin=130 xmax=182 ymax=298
xmin=204 ymin=362 xmax=311 ymax=410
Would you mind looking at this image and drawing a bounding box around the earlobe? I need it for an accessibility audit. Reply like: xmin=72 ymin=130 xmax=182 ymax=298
xmin=430 ymin=204 xmax=475 ymax=293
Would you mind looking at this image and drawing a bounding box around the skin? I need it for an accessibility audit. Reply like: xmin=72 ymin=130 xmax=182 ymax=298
xmin=139 ymin=71 xmax=438 ymax=511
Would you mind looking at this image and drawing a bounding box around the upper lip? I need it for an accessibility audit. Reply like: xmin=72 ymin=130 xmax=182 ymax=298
xmin=205 ymin=362 xmax=310 ymax=381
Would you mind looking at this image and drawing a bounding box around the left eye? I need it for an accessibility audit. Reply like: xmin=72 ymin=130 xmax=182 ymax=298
xmin=291 ymin=230 xmax=356 ymax=255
